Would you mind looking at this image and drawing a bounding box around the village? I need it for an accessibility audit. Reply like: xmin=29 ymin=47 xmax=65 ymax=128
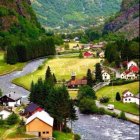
xmin=0 ymin=39 xmax=139 ymax=140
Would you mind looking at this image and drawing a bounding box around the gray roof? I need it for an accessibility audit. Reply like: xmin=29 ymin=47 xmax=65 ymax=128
xmin=6 ymin=92 xmax=22 ymax=101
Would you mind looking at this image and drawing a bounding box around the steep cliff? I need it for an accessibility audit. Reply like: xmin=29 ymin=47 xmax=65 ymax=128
xmin=104 ymin=0 xmax=139 ymax=40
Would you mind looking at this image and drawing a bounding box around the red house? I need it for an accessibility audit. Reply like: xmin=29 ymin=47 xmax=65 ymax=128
xmin=83 ymin=51 xmax=93 ymax=58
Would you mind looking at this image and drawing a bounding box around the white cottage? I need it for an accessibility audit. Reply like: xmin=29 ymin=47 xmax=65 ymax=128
xmin=0 ymin=109 xmax=12 ymax=120
xmin=120 ymin=71 xmax=136 ymax=80
xmin=127 ymin=61 xmax=137 ymax=70
xmin=102 ymin=72 xmax=110 ymax=81
xmin=122 ymin=90 xmax=136 ymax=103
xmin=0 ymin=92 xmax=22 ymax=107
xmin=135 ymin=94 xmax=140 ymax=106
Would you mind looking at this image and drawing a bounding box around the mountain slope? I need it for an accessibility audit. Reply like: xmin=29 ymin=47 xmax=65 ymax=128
xmin=31 ymin=0 xmax=122 ymax=29
xmin=0 ymin=0 xmax=45 ymax=49
xmin=104 ymin=0 xmax=139 ymax=40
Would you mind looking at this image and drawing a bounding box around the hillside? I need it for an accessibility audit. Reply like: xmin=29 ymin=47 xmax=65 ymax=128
xmin=0 ymin=0 xmax=44 ymax=49
xmin=31 ymin=0 xmax=122 ymax=29
xmin=104 ymin=0 xmax=139 ymax=40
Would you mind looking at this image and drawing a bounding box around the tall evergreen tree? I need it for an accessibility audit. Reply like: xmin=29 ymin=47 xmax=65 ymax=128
xmin=95 ymin=63 xmax=102 ymax=82
xmin=45 ymin=66 xmax=52 ymax=80
xmin=116 ymin=92 xmax=121 ymax=101
xmin=53 ymin=73 xmax=57 ymax=83
xmin=86 ymin=69 xmax=93 ymax=87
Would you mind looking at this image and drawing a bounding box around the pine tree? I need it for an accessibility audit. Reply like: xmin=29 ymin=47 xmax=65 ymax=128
xmin=29 ymin=81 xmax=35 ymax=102
xmin=116 ymin=92 xmax=121 ymax=101
xmin=86 ymin=69 xmax=93 ymax=87
xmin=53 ymin=73 xmax=57 ymax=83
xmin=45 ymin=66 xmax=52 ymax=80
xmin=95 ymin=63 xmax=102 ymax=82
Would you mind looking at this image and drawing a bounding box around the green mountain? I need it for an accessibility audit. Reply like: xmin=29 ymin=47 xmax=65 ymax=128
xmin=31 ymin=0 xmax=122 ymax=29
xmin=0 ymin=0 xmax=44 ymax=49
xmin=104 ymin=0 xmax=139 ymax=40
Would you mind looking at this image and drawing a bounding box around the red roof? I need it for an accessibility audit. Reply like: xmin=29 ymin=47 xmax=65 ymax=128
xmin=124 ymin=70 xmax=131 ymax=75
xmin=67 ymin=78 xmax=87 ymax=86
xmin=130 ymin=66 xmax=139 ymax=73
xmin=83 ymin=52 xmax=92 ymax=57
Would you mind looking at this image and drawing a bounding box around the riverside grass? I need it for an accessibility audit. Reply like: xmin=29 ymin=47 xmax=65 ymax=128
xmin=13 ymin=57 xmax=102 ymax=90
xmin=0 ymin=51 xmax=26 ymax=75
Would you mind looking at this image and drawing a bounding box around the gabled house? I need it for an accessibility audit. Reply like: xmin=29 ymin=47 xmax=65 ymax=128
xmin=120 ymin=70 xmax=137 ymax=80
xmin=102 ymin=72 xmax=110 ymax=81
xmin=135 ymin=93 xmax=140 ymax=106
xmin=83 ymin=51 xmax=93 ymax=58
xmin=24 ymin=102 xmax=43 ymax=117
xmin=0 ymin=92 xmax=22 ymax=107
xmin=67 ymin=72 xmax=87 ymax=88
xmin=122 ymin=90 xmax=136 ymax=103
xmin=26 ymin=110 xmax=54 ymax=138
xmin=99 ymin=51 xmax=105 ymax=58
xmin=127 ymin=61 xmax=137 ymax=70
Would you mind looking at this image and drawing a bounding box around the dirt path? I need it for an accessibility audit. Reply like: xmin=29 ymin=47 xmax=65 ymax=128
xmin=1 ymin=125 xmax=17 ymax=140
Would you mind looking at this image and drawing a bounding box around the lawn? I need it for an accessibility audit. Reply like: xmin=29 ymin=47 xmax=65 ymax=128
xmin=53 ymin=131 xmax=74 ymax=140
xmin=13 ymin=57 xmax=101 ymax=90
xmin=69 ymin=90 xmax=78 ymax=100
xmin=96 ymin=82 xmax=139 ymax=115
xmin=0 ymin=51 xmax=26 ymax=75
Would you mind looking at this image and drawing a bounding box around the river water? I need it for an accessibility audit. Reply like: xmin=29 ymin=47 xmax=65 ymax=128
xmin=0 ymin=58 xmax=139 ymax=140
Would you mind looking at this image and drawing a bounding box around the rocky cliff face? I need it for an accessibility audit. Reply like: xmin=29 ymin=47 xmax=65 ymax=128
xmin=0 ymin=0 xmax=38 ymax=31
xmin=104 ymin=0 xmax=139 ymax=40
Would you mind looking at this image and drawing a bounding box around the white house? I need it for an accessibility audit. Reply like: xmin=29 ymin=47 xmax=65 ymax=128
xmin=120 ymin=71 xmax=137 ymax=80
xmin=122 ymin=90 xmax=136 ymax=103
xmin=99 ymin=51 xmax=105 ymax=58
xmin=0 ymin=92 xmax=22 ymax=107
xmin=102 ymin=72 xmax=110 ymax=81
xmin=135 ymin=94 xmax=140 ymax=106
xmin=0 ymin=109 xmax=12 ymax=120
xmin=127 ymin=61 xmax=137 ymax=70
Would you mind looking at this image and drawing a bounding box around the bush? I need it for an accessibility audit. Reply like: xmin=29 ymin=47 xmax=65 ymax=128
xmin=62 ymin=127 xmax=72 ymax=133
xmin=119 ymin=111 xmax=127 ymax=120
xmin=38 ymin=64 xmax=44 ymax=70
xmin=97 ymin=107 xmax=106 ymax=115
xmin=99 ymin=96 xmax=110 ymax=103
xmin=74 ymin=134 xmax=81 ymax=140
xmin=6 ymin=112 xmax=19 ymax=125
xmin=0 ymin=119 xmax=5 ymax=126
xmin=79 ymin=98 xmax=97 ymax=114
xmin=116 ymin=92 xmax=121 ymax=101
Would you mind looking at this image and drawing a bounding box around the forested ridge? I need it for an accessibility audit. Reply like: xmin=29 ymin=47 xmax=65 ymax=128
xmin=32 ymin=0 xmax=122 ymax=28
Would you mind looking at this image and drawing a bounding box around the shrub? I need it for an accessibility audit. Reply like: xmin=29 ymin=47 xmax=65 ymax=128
xmin=79 ymin=98 xmax=97 ymax=114
xmin=119 ymin=111 xmax=127 ymax=120
xmin=116 ymin=92 xmax=121 ymax=101
xmin=6 ymin=112 xmax=19 ymax=125
xmin=62 ymin=127 xmax=72 ymax=133
xmin=74 ymin=134 xmax=81 ymax=140
xmin=99 ymin=96 xmax=110 ymax=103
xmin=38 ymin=64 xmax=44 ymax=70
xmin=97 ymin=107 xmax=106 ymax=115
xmin=0 ymin=119 xmax=5 ymax=126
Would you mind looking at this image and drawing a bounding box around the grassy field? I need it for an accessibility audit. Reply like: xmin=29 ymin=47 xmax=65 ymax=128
xmin=69 ymin=90 xmax=78 ymax=100
xmin=96 ymin=82 xmax=139 ymax=101
xmin=96 ymin=82 xmax=139 ymax=115
xmin=0 ymin=51 xmax=26 ymax=75
xmin=13 ymin=57 xmax=101 ymax=90
xmin=53 ymin=131 xmax=74 ymax=140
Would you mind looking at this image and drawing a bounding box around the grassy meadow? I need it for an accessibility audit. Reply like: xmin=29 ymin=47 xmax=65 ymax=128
xmin=13 ymin=57 xmax=101 ymax=90
xmin=0 ymin=51 xmax=26 ymax=75
xmin=96 ymin=82 xmax=139 ymax=115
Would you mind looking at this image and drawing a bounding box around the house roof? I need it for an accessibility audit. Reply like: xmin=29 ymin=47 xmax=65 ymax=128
xmin=26 ymin=110 xmax=54 ymax=127
xmin=83 ymin=51 xmax=92 ymax=57
xmin=130 ymin=66 xmax=139 ymax=73
xmin=122 ymin=90 xmax=130 ymax=95
xmin=4 ymin=92 xmax=22 ymax=101
xmin=67 ymin=78 xmax=87 ymax=86
xmin=24 ymin=103 xmax=41 ymax=114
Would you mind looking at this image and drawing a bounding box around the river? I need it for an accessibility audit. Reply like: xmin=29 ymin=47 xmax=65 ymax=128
xmin=0 ymin=58 xmax=139 ymax=140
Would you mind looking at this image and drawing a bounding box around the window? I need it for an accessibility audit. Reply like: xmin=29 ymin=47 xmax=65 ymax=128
xmin=46 ymin=131 xmax=49 ymax=134
xmin=129 ymin=99 xmax=131 ymax=101
xmin=125 ymin=99 xmax=127 ymax=101
xmin=43 ymin=132 xmax=45 ymax=134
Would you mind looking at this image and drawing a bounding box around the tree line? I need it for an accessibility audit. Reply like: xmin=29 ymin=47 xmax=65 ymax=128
xmin=105 ymin=37 xmax=139 ymax=67
xmin=29 ymin=66 xmax=77 ymax=131
xmin=6 ymin=37 xmax=56 ymax=64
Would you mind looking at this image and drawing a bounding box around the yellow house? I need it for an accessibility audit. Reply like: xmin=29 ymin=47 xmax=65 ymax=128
xmin=26 ymin=110 xmax=54 ymax=138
